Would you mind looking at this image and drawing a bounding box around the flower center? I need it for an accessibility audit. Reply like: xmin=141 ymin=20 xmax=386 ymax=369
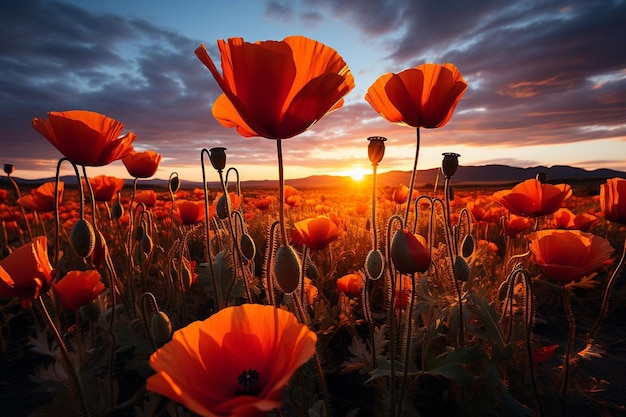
xmin=235 ymin=368 xmax=261 ymax=396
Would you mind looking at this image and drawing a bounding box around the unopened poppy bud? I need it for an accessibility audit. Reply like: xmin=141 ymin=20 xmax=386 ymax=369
xmin=453 ymin=255 xmax=471 ymax=282
xmin=91 ymin=230 xmax=107 ymax=268
xmin=70 ymin=218 xmax=95 ymax=258
xmin=461 ymin=235 xmax=474 ymax=258
xmin=306 ymin=261 xmax=319 ymax=281
xmin=239 ymin=233 xmax=256 ymax=261
xmin=151 ymin=311 xmax=172 ymax=347
xmin=367 ymin=136 xmax=387 ymax=165
xmin=140 ymin=233 xmax=153 ymax=257
xmin=169 ymin=172 xmax=180 ymax=193
xmin=274 ymin=245 xmax=301 ymax=294
xmin=365 ymin=249 xmax=384 ymax=280
xmin=111 ymin=192 xmax=124 ymax=219
xmin=135 ymin=222 xmax=145 ymax=241
xmin=442 ymin=152 xmax=460 ymax=178
xmin=216 ymin=194 xmax=229 ymax=220
xmin=80 ymin=299 xmax=101 ymax=322
xmin=209 ymin=147 xmax=227 ymax=171
xmin=390 ymin=229 xmax=431 ymax=275
xmin=497 ymin=280 xmax=510 ymax=302
xmin=4 ymin=164 xmax=14 ymax=175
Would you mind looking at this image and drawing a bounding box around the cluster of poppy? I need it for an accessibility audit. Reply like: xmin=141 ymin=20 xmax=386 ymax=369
xmin=1 ymin=33 xmax=625 ymax=417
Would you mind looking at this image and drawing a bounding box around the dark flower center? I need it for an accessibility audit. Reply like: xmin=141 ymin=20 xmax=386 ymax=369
xmin=235 ymin=369 xmax=261 ymax=396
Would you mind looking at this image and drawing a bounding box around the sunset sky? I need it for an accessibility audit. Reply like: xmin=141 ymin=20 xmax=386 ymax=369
xmin=2 ymin=0 xmax=625 ymax=183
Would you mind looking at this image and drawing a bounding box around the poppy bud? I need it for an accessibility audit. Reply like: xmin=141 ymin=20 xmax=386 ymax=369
xmin=390 ymin=229 xmax=431 ymax=275
xmin=140 ymin=233 xmax=153 ymax=257
xmin=239 ymin=233 xmax=256 ymax=261
xmin=4 ymin=164 xmax=14 ymax=175
xmin=169 ymin=172 xmax=181 ymax=193
xmin=367 ymin=136 xmax=387 ymax=165
xmin=70 ymin=218 xmax=95 ymax=258
xmin=216 ymin=194 xmax=229 ymax=220
xmin=442 ymin=152 xmax=460 ymax=178
xmin=209 ymin=147 xmax=227 ymax=171
xmin=536 ymin=172 xmax=547 ymax=183
xmin=135 ymin=222 xmax=145 ymax=241
xmin=461 ymin=235 xmax=474 ymax=258
xmin=497 ymin=280 xmax=510 ymax=302
xmin=274 ymin=245 xmax=301 ymax=294
xmin=306 ymin=261 xmax=320 ymax=281
xmin=365 ymin=249 xmax=384 ymax=280
xmin=91 ymin=229 xmax=107 ymax=269
xmin=151 ymin=310 xmax=172 ymax=347
xmin=111 ymin=192 xmax=124 ymax=219
xmin=80 ymin=299 xmax=101 ymax=322
xmin=453 ymin=255 xmax=471 ymax=282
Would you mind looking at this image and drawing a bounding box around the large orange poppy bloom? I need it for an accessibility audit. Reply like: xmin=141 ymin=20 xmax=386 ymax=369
xmin=53 ymin=270 xmax=105 ymax=311
xmin=32 ymin=110 xmax=135 ymax=166
xmin=291 ymin=215 xmax=342 ymax=250
xmin=176 ymin=200 xmax=208 ymax=225
xmin=87 ymin=175 xmax=125 ymax=202
xmin=17 ymin=182 xmax=64 ymax=213
xmin=600 ymin=177 xmax=626 ymax=225
xmin=365 ymin=63 xmax=468 ymax=129
xmin=492 ymin=178 xmax=572 ymax=217
xmin=0 ymin=236 xmax=53 ymax=304
xmin=528 ymin=230 xmax=614 ymax=283
xmin=122 ymin=150 xmax=162 ymax=178
xmin=147 ymin=304 xmax=317 ymax=417
xmin=195 ymin=36 xmax=355 ymax=139
xmin=336 ymin=272 xmax=363 ymax=298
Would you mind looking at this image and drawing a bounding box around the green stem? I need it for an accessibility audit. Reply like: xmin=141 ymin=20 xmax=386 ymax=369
xmin=403 ymin=128 xmax=420 ymax=227
xmin=277 ymin=139 xmax=289 ymax=246
xmin=200 ymin=149 xmax=221 ymax=310
xmin=561 ymin=284 xmax=575 ymax=417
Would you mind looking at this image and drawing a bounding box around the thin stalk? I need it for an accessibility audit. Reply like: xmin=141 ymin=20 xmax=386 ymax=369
xmin=561 ymin=284 xmax=575 ymax=417
xmin=403 ymin=127 xmax=421 ymax=227
xmin=6 ymin=172 xmax=33 ymax=241
xmin=276 ymin=139 xmax=289 ymax=246
xmin=200 ymin=149 xmax=221 ymax=310
xmin=36 ymin=297 xmax=89 ymax=417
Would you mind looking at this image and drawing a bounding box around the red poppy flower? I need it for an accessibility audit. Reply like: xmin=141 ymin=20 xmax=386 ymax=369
xmin=0 ymin=189 xmax=7 ymax=203
xmin=493 ymin=178 xmax=572 ymax=217
xmin=291 ymin=215 xmax=342 ymax=250
xmin=134 ymin=190 xmax=157 ymax=208
xmin=17 ymin=182 xmax=64 ymax=213
xmin=147 ymin=304 xmax=317 ymax=417
xmin=195 ymin=36 xmax=355 ymax=140
xmin=502 ymin=214 xmax=533 ymax=237
xmin=600 ymin=177 xmax=626 ymax=224
xmin=527 ymin=229 xmax=614 ymax=283
xmin=0 ymin=236 xmax=53 ymax=304
xmin=365 ymin=63 xmax=468 ymax=129
xmin=550 ymin=208 xmax=599 ymax=232
xmin=87 ymin=175 xmax=125 ymax=202
xmin=53 ymin=270 xmax=105 ymax=311
xmin=532 ymin=344 xmax=559 ymax=364
xmin=390 ymin=229 xmax=431 ymax=274
xmin=391 ymin=184 xmax=410 ymax=205
xmin=32 ymin=110 xmax=135 ymax=166
xmin=253 ymin=196 xmax=273 ymax=211
xmin=336 ymin=273 xmax=363 ymax=298
xmin=122 ymin=150 xmax=162 ymax=178
xmin=176 ymin=200 xmax=207 ymax=225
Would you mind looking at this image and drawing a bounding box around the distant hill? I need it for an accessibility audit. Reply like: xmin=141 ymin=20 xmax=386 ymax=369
xmin=2 ymin=164 xmax=625 ymax=191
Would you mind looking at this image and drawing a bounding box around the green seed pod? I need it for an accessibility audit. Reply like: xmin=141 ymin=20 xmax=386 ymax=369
xmin=274 ymin=245 xmax=301 ymax=294
xmin=365 ymin=249 xmax=384 ymax=280
xmin=111 ymin=201 xmax=124 ymax=219
xmin=70 ymin=218 xmax=95 ymax=258
xmin=79 ymin=299 xmax=101 ymax=322
xmin=216 ymin=194 xmax=229 ymax=220
xmin=453 ymin=255 xmax=471 ymax=282
xmin=239 ymin=233 xmax=256 ymax=261
xmin=461 ymin=235 xmax=475 ymax=258
xmin=150 ymin=311 xmax=172 ymax=347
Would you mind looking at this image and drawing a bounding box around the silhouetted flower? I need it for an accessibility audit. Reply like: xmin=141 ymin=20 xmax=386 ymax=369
xmin=32 ymin=110 xmax=135 ymax=166
xmin=122 ymin=150 xmax=162 ymax=178
xmin=147 ymin=304 xmax=317 ymax=417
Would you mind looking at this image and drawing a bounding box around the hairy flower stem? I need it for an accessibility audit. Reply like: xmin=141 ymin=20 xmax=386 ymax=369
xmin=53 ymin=159 xmax=84 ymax=266
xmin=276 ymin=139 xmax=289 ymax=246
xmin=293 ymin=296 xmax=330 ymax=417
xmin=200 ymin=149 xmax=221 ymax=310
xmin=397 ymin=272 xmax=417 ymax=417
xmin=403 ymin=128 xmax=421 ymax=227
xmin=561 ymin=284 xmax=575 ymax=417
xmin=6 ymin=172 xmax=32 ymax=241
xmin=37 ymin=297 xmax=89 ymax=417
xmin=588 ymin=234 xmax=626 ymax=342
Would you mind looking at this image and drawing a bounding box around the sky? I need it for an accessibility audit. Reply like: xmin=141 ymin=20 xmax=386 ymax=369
xmin=1 ymin=0 xmax=625 ymax=183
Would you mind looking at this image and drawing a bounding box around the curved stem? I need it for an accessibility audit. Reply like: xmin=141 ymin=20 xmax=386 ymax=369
xmin=276 ymin=139 xmax=289 ymax=246
xmin=36 ymin=297 xmax=89 ymax=417
xmin=6 ymin=173 xmax=32 ymax=241
xmin=200 ymin=149 xmax=221 ymax=310
xmin=403 ymin=127 xmax=420 ymax=227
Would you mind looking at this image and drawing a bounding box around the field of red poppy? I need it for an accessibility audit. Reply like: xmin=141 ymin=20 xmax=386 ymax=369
xmin=1 ymin=172 xmax=626 ymax=417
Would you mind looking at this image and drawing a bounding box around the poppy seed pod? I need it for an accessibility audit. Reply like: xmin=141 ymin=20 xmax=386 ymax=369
xmin=209 ymin=147 xmax=227 ymax=171
xmin=453 ymin=255 xmax=471 ymax=282
xmin=70 ymin=218 xmax=96 ymax=258
xmin=216 ymin=194 xmax=229 ymax=220
xmin=4 ymin=164 xmax=14 ymax=175
xmin=367 ymin=136 xmax=387 ymax=165
xmin=274 ymin=245 xmax=301 ymax=294
xmin=365 ymin=249 xmax=384 ymax=280
xmin=442 ymin=153 xmax=460 ymax=178
xmin=239 ymin=233 xmax=256 ymax=261
xmin=461 ymin=234 xmax=475 ymax=258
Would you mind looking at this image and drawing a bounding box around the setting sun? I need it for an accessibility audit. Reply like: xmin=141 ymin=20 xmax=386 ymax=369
xmin=339 ymin=167 xmax=369 ymax=181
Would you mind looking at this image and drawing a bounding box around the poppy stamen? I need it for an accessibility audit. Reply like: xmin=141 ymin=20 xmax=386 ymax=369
xmin=236 ymin=369 xmax=261 ymax=396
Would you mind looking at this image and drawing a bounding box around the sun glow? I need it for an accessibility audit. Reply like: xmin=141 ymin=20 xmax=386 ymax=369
xmin=338 ymin=167 xmax=369 ymax=181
